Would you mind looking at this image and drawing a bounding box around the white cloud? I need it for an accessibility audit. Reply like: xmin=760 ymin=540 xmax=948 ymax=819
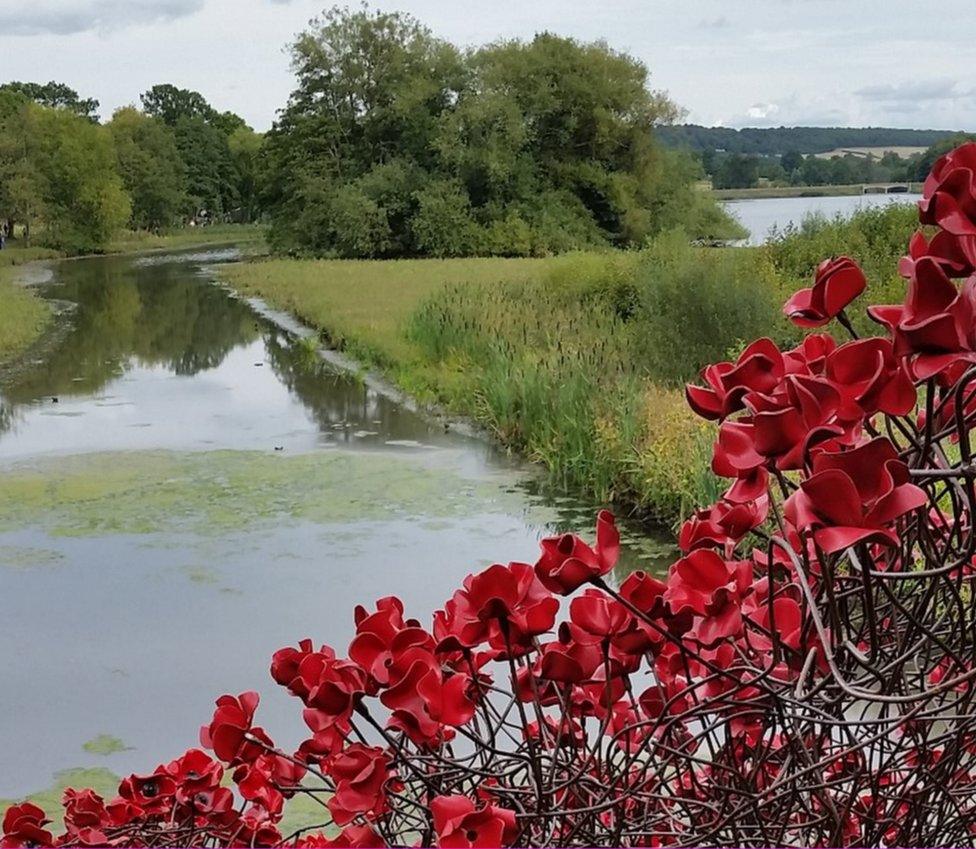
xmin=0 ymin=0 xmax=204 ymax=36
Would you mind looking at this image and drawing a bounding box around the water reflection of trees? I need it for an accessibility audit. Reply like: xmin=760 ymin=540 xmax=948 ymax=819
xmin=0 ymin=256 xmax=259 ymax=408
xmin=262 ymin=331 xmax=439 ymax=444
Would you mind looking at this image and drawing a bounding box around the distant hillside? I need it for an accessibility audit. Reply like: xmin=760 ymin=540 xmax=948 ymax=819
xmin=657 ymin=125 xmax=961 ymax=156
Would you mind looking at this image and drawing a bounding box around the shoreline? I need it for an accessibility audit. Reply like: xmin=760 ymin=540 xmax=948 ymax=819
xmin=712 ymin=183 xmax=924 ymax=200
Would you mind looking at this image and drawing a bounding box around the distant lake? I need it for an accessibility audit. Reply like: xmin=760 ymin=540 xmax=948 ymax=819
xmin=723 ymin=192 xmax=922 ymax=246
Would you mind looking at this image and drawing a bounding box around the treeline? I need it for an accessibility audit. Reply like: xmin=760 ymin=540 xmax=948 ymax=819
xmin=261 ymin=7 xmax=740 ymax=258
xmin=658 ymin=124 xmax=959 ymax=156
xmin=0 ymin=81 xmax=261 ymax=253
xmin=704 ymin=133 xmax=976 ymax=190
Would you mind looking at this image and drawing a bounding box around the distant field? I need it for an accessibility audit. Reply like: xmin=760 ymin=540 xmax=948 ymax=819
xmin=813 ymin=145 xmax=928 ymax=160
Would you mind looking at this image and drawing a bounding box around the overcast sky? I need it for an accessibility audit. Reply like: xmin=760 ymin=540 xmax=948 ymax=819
xmin=1 ymin=0 xmax=973 ymax=132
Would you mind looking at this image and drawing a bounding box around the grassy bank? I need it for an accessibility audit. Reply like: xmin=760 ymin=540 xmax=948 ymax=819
xmin=0 ymin=268 xmax=52 ymax=365
xmin=105 ymin=223 xmax=266 ymax=255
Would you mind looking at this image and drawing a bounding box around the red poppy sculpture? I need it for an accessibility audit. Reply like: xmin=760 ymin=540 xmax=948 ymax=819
xmin=10 ymin=144 xmax=976 ymax=848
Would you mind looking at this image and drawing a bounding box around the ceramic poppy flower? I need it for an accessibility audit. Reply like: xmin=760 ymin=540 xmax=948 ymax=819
xmin=430 ymin=794 xmax=518 ymax=848
xmin=746 ymin=596 xmax=804 ymax=653
xmin=117 ymin=772 xmax=177 ymax=816
xmin=678 ymin=495 xmax=768 ymax=553
xmin=919 ymin=142 xmax=976 ymax=236
xmin=61 ymin=789 xmax=109 ymax=840
xmin=825 ymin=337 xmax=916 ymax=421
xmin=783 ymin=256 xmax=866 ymax=327
xmin=200 ymin=691 xmax=272 ymax=765
xmin=784 ymin=437 xmax=927 ymax=553
xmin=899 ymin=228 xmax=976 ymax=279
xmin=869 ymin=257 xmax=976 ymax=380
xmin=685 ymin=338 xmax=785 ymax=420
xmin=326 ymin=745 xmax=393 ymax=826
xmin=538 ymin=627 xmax=604 ymax=684
xmin=380 ymin=643 xmax=475 ymax=745
xmin=293 ymin=653 xmax=368 ymax=725
xmin=535 ymin=510 xmax=620 ymax=594
xmin=664 ymin=550 xmax=751 ymax=647
xmin=434 ymin=561 xmax=558 ymax=655
xmin=158 ymin=748 xmax=223 ymax=802
xmin=2 ymin=802 xmax=54 ymax=848
xmin=348 ymin=597 xmax=411 ymax=686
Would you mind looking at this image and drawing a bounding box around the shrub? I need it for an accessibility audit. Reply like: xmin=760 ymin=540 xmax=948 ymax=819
xmin=410 ymin=180 xmax=482 ymax=257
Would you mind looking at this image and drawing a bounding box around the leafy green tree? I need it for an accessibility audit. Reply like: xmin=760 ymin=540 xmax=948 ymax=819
xmin=799 ymin=155 xmax=833 ymax=186
xmin=172 ymin=116 xmax=237 ymax=216
xmin=410 ymin=179 xmax=481 ymax=256
xmin=0 ymin=81 xmax=99 ymax=120
xmin=31 ymin=105 xmax=131 ymax=251
xmin=140 ymin=84 xmax=216 ymax=127
xmin=264 ymin=7 xmax=734 ymax=257
xmin=781 ymin=150 xmax=803 ymax=174
xmin=108 ymin=107 xmax=187 ymax=230
xmin=712 ymin=154 xmax=759 ymax=189
xmin=227 ymin=126 xmax=264 ymax=222
xmin=263 ymin=5 xmax=466 ymax=252
xmin=0 ymin=99 xmax=46 ymax=242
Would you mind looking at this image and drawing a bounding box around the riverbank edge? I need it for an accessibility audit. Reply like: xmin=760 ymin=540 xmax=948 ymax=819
xmin=212 ymin=257 xmax=713 ymax=530
xmin=224 ymin=287 xmax=484 ymax=442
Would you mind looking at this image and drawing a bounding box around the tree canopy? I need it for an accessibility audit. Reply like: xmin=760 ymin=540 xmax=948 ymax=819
xmin=0 ymin=79 xmax=261 ymax=250
xmin=0 ymin=81 xmax=99 ymax=120
xmin=263 ymin=6 xmax=734 ymax=257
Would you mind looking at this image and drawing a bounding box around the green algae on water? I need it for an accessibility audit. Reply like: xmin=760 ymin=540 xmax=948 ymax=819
xmin=82 ymin=735 xmax=131 ymax=756
xmin=0 ymin=449 xmax=545 ymax=538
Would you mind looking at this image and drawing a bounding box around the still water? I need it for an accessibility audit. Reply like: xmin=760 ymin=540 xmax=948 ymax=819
xmin=0 ymin=248 xmax=674 ymax=800
xmin=724 ymin=192 xmax=922 ymax=246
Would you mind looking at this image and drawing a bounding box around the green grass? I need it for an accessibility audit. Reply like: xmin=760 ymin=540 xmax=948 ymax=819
xmin=0 ymin=269 xmax=51 ymax=365
xmin=219 ymin=255 xmax=559 ymax=366
xmin=0 ymin=244 xmax=63 ymax=267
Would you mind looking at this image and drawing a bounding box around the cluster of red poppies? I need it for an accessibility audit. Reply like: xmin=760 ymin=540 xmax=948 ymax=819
xmin=9 ymin=142 xmax=976 ymax=848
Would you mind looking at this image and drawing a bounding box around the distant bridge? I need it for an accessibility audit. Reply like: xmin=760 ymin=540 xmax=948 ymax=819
xmin=861 ymin=183 xmax=919 ymax=194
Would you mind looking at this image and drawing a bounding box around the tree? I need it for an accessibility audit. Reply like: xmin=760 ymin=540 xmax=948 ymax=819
xmin=0 ymin=81 xmax=99 ymax=121
xmin=263 ymin=5 xmax=467 ymax=252
xmin=140 ymin=84 xmax=216 ymax=127
xmin=30 ymin=105 xmax=131 ymax=251
xmin=108 ymin=107 xmax=187 ymax=230
xmin=0 ymin=99 xmax=46 ymax=242
xmin=263 ymin=7 xmax=734 ymax=257
xmin=227 ymin=126 xmax=264 ymax=222
xmin=780 ymin=149 xmax=803 ymax=174
xmin=712 ymin=154 xmax=759 ymax=189
xmin=172 ymin=116 xmax=237 ymax=216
